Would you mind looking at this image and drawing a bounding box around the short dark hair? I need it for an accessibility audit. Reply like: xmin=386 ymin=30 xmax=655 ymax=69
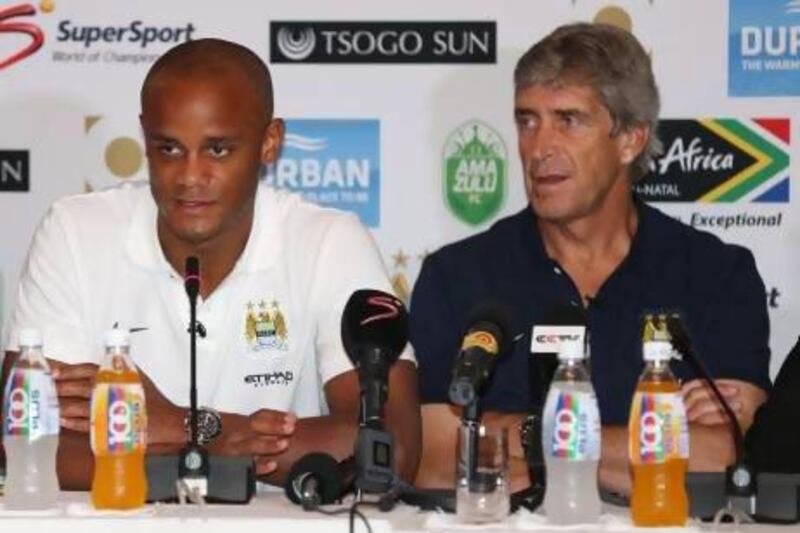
xmin=141 ymin=38 xmax=273 ymax=118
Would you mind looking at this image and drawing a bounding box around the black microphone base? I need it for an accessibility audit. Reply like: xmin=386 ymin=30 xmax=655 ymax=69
xmin=687 ymin=471 xmax=800 ymax=523
xmin=146 ymin=454 xmax=256 ymax=504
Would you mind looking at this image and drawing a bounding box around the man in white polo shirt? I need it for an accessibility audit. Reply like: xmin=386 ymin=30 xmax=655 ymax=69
xmin=1 ymin=38 xmax=421 ymax=488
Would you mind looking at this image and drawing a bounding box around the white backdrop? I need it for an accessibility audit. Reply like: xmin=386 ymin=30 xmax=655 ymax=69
xmin=0 ymin=0 xmax=797 ymax=377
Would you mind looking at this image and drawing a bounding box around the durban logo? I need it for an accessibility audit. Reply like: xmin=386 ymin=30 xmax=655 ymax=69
xmin=276 ymin=26 xmax=315 ymax=61
xmin=443 ymin=120 xmax=507 ymax=226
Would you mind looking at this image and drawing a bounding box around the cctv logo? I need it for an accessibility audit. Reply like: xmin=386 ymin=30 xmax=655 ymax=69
xmin=270 ymin=21 xmax=496 ymax=64
xmin=0 ymin=3 xmax=44 ymax=70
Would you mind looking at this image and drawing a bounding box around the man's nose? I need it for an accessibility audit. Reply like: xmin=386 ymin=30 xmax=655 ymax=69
xmin=178 ymin=153 xmax=209 ymax=186
xmin=528 ymin=121 xmax=556 ymax=164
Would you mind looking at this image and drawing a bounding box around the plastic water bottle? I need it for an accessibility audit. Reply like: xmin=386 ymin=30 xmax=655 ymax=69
xmin=2 ymin=328 xmax=60 ymax=509
xmin=629 ymin=314 xmax=688 ymax=526
xmin=90 ymin=327 xmax=147 ymax=509
xmin=541 ymin=339 xmax=601 ymax=524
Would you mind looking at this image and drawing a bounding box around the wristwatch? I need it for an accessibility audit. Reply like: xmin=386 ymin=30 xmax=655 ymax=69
xmin=184 ymin=407 xmax=222 ymax=445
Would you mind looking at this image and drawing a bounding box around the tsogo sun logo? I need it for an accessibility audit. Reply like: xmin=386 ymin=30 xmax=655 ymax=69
xmin=275 ymin=25 xmax=316 ymax=61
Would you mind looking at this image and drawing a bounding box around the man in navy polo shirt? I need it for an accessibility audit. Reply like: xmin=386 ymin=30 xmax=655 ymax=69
xmin=411 ymin=23 xmax=770 ymax=493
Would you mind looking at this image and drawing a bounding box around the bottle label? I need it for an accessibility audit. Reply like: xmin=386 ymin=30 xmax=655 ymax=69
xmin=546 ymin=391 xmax=601 ymax=461
xmin=91 ymin=383 xmax=146 ymax=455
xmin=2 ymin=368 xmax=60 ymax=441
xmin=629 ymin=392 xmax=689 ymax=465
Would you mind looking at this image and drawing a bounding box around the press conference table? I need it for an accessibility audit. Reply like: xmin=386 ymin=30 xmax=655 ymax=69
xmin=0 ymin=491 xmax=795 ymax=533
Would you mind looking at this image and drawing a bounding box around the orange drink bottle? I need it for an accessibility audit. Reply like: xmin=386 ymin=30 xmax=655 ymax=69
xmin=90 ymin=328 xmax=147 ymax=509
xmin=629 ymin=315 xmax=689 ymax=527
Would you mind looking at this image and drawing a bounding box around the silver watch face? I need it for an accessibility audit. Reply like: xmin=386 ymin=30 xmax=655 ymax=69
xmin=186 ymin=408 xmax=222 ymax=444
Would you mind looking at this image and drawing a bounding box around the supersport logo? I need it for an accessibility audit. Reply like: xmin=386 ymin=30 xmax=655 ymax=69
xmin=360 ymin=295 xmax=401 ymax=326
xmin=0 ymin=3 xmax=44 ymax=70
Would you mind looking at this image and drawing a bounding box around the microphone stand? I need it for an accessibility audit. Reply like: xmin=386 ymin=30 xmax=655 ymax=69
xmin=665 ymin=315 xmax=760 ymax=520
xmin=144 ymin=257 xmax=255 ymax=504
xmin=178 ymin=266 xmax=210 ymax=498
xmin=354 ymin=346 xmax=395 ymax=496
xmin=460 ymin=399 xmax=481 ymax=490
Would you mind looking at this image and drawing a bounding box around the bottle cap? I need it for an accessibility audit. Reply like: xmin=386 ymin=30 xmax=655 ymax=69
xmin=558 ymin=339 xmax=585 ymax=361
xmin=105 ymin=327 xmax=130 ymax=347
xmin=18 ymin=327 xmax=42 ymax=347
xmin=643 ymin=340 xmax=673 ymax=362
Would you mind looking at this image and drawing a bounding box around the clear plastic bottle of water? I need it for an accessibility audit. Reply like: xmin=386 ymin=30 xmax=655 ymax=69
xmin=541 ymin=339 xmax=601 ymax=524
xmin=2 ymin=328 xmax=60 ymax=509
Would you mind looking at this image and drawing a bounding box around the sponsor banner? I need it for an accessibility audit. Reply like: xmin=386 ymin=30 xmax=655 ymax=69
xmin=263 ymin=119 xmax=380 ymax=227
xmin=0 ymin=1 xmax=196 ymax=69
xmin=443 ymin=120 xmax=507 ymax=226
xmin=0 ymin=150 xmax=29 ymax=192
xmin=729 ymin=0 xmax=800 ymax=96
xmin=270 ymin=21 xmax=496 ymax=63
xmin=530 ymin=326 xmax=586 ymax=354
xmin=636 ymin=118 xmax=790 ymax=203
xmin=0 ymin=2 xmax=46 ymax=70
xmin=52 ymin=16 xmax=195 ymax=65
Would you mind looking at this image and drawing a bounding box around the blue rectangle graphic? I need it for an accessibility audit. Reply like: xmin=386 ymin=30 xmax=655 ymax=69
xmin=264 ymin=119 xmax=380 ymax=227
xmin=729 ymin=0 xmax=800 ymax=96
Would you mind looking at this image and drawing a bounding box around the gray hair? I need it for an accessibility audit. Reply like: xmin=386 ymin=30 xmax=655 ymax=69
xmin=514 ymin=23 xmax=661 ymax=181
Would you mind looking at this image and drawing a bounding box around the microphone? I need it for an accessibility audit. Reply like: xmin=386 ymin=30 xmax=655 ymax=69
xmin=144 ymin=257 xmax=255 ymax=504
xmin=185 ymin=256 xmax=200 ymax=303
xmin=285 ymin=453 xmax=355 ymax=510
xmin=664 ymin=315 xmax=753 ymax=498
xmin=448 ymin=301 xmax=513 ymax=407
xmin=340 ymin=289 xmax=408 ymax=427
xmin=179 ymin=256 xmax=208 ymax=495
xmin=340 ymin=289 xmax=408 ymax=495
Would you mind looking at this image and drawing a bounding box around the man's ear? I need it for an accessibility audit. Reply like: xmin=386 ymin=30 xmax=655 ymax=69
xmin=617 ymin=123 xmax=649 ymax=166
xmin=261 ymin=118 xmax=285 ymax=165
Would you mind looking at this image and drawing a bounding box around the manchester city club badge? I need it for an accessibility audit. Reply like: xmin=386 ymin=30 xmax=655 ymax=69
xmin=245 ymin=300 xmax=289 ymax=351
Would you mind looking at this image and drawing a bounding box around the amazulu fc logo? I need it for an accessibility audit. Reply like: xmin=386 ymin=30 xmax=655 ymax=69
xmin=637 ymin=118 xmax=790 ymax=203
xmin=443 ymin=120 xmax=507 ymax=226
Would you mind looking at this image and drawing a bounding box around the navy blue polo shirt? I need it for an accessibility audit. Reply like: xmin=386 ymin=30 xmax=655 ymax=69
xmin=409 ymin=202 xmax=771 ymax=425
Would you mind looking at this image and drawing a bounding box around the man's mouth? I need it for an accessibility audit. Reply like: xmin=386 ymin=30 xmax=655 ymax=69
xmin=533 ymin=173 xmax=569 ymax=186
xmin=176 ymin=199 xmax=215 ymax=212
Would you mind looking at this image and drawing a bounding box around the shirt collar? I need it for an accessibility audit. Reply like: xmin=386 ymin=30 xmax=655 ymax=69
xmin=124 ymin=182 xmax=283 ymax=276
xmin=515 ymin=197 xmax=673 ymax=282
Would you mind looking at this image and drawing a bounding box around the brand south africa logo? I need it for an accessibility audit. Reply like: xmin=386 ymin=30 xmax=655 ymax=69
xmin=443 ymin=120 xmax=507 ymax=226
xmin=635 ymin=118 xmax=790 ymax=203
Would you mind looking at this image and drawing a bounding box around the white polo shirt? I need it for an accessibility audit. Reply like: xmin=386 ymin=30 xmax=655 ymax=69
xmin=5 ymin=181 xmax=414 ymax=417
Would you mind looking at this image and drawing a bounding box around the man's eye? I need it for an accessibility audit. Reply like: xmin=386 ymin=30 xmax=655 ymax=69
xmin=560 ymin=113 xmax=579 ymax=127
xmin=208 ymin=144 xmax=231 ymax=158
xmin=157 ymin=144 xmax=182 ymax=157
xmin=516 ymin=115 xmax=538 ymax=131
